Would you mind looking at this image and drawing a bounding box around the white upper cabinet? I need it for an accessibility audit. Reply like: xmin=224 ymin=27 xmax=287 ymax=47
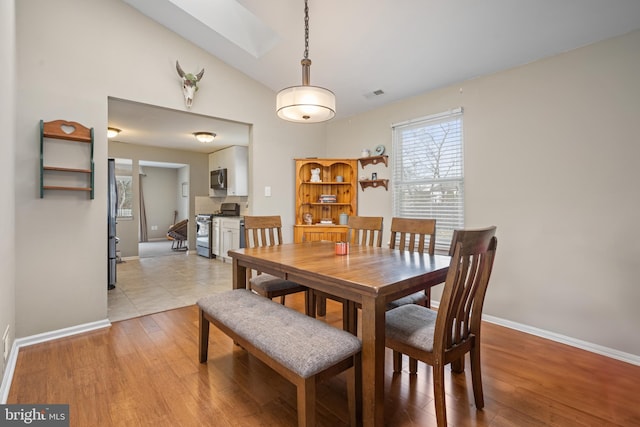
xmin=209 ymin=145 xmax=248 ymax=196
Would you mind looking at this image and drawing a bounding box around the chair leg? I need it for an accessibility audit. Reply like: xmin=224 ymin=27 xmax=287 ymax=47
xmin=316 ymin=295 xmax=327 ymax=316
xmin=344 ymin=301 xmax=358 ymax=335
xmin=392 ymin=351 xmax=403 ymax=372
xmin=346 ymin=355 xmax=362 ymax=427
xmin=451 ymin=357 xmax=465 ymax=373
xmin=470 ymin=345 xmax=485 ymax=409
xmin=304 ymin=290 xmax=315 ymax=317
xmin=433 ymin=363 xmax=447 ymax=427
xmin=409 ymin=357 xmax=418 ymax=374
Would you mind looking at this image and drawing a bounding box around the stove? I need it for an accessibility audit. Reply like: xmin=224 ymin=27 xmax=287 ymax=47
xmin=213 ymin=202 xmax=241 ymax=217
xmin=196 ymin=203 xmax=243 ymax=258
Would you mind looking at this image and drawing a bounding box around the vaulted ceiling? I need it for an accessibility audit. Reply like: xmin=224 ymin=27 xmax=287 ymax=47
xmin=110 ymin=0 xmax=640 ymax=152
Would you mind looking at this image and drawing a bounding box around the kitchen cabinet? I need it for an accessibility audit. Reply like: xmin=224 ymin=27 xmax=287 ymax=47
xmin=209 ymin=145 xmax=248 ymax=196
xmin=220 ymin=217 xmax=242 ymax=261
xmin=293 ymin=158 xmax=357 ymax=243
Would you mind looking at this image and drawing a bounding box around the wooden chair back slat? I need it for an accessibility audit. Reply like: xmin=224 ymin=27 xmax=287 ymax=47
xmin=244 ymin=215 xmax=283 ymax=248
xmin=435 ymin=227 xmax=497 ymax=355
xmin=389 ymin=218 xmax=436 ymax=255
xmin=346 ymin=216 xmax=383 ymax=247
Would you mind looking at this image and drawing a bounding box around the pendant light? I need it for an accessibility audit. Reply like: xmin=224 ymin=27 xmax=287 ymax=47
xmin=276 ymin=0 xmax=335 ymax=123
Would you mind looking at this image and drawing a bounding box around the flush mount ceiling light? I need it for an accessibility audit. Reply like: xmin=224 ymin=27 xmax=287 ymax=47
xmin=276 ymin=0 xmax=335 ymax=123
xmin=107 ymin=127 xmax=121 ymax=138
xmin=193 ymin=132 xmax=216 ymax=143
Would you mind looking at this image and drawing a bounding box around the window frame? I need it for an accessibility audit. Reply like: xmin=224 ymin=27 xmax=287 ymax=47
xmin=391 ymin=108 xmax=464 ymax=252
xmin=114 ymin=158 xmax=133 ymax=220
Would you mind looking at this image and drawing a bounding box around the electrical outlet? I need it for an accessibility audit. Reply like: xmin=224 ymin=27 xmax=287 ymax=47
xmin=2 ymin=325 xmax=9 ymax=362
xmin=151 ymin=225 xmax=158 ymax=231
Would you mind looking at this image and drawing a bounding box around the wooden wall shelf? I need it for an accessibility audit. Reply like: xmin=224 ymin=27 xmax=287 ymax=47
xmin=358 ymin=155 xmax=388 ymax=168
xmin=359 ymin=179 xmax=389 ymax=191
xmin=40 ymin=119 xmax=95 ymax=199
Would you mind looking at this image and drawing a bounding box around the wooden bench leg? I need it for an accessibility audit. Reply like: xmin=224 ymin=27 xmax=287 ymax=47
xmin=199 ymin=308 xmax=210 ymax=363
xmin=298 ymin=377 xmax=316 ymax=427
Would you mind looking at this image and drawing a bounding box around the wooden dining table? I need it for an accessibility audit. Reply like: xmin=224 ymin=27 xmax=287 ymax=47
xmin=228 ymin=241 xmax=451 ymax=426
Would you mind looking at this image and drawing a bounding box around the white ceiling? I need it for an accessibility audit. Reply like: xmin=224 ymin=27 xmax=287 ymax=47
xmin=108 ymin=98 xmax=250 ymax=154
xmin=111 ymin=0 xmax=640 ymax=152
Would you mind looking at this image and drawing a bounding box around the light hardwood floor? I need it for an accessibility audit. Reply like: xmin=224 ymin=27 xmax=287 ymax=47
xmin=9 ymin=286 xmax=640 ymax=426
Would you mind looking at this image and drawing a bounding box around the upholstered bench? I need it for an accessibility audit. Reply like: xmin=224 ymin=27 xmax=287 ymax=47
xmin=197 ymin=289 xmax=362 ymax=427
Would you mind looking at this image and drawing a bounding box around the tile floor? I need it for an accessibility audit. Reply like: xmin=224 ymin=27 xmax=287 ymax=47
xmin=108 ymin=242 xmax=232 ymax=322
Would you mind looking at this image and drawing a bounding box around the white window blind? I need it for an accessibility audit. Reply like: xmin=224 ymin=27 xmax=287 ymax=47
xmin=392 ymin=108 xmax=464 ymax=251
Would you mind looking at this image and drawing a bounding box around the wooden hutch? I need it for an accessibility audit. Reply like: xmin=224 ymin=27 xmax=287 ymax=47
xmin=293 ymin=158 xmax=357 ymax=243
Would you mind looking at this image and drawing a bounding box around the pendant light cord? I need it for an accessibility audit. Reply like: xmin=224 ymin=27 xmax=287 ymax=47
xmin=303 ymin=0 xmax=309 ymax=60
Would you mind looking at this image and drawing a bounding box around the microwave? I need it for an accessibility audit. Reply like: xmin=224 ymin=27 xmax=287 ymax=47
xmin=210 ymin=168 xmax=227 ymax=190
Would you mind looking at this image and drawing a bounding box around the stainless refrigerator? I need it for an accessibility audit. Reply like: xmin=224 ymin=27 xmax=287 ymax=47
xmin=108 ymin=158 xmax=117 ymax=290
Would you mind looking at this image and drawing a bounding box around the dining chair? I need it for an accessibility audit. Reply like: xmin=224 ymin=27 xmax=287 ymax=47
xmin=386 ymin=217 xmax=437 ymax=373
xmin=314 ymin=216 xmax=383 ymax=331
xmin=345 ymin=215 xmax=383 ymax=247
xmin=385 ymin=226 xmax=498 ymax=427
xmin=387 ymin=217 xmax=437 ymax=308
xmin=243 ymin=215 xmax=312 ymax=315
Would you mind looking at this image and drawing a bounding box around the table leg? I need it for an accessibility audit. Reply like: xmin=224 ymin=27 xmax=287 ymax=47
xmin=232 ymin=258 xmax=247 ymax=290
xmin=360 ymin=295 xmax=386 ymax=426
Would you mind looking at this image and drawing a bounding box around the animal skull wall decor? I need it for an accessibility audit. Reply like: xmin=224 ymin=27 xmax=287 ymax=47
xmin=176 ymin=60 xmax=205 ymax=108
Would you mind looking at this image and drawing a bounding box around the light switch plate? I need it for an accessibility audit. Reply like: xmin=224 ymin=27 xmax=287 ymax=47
xmin=264 ymin=186 xmax=271 ymax=197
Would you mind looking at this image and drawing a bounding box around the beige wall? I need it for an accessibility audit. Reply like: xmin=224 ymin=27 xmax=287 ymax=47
xmin=326 ymin=30 xmax=640 ymax=357
xmin=14 ymin=0 xmax=325 ymax=337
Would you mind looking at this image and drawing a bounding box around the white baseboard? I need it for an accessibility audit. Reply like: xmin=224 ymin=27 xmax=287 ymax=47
xmin=429 ymin=300 xmax=640 ymax=366
xmin=481 ymin=314 xmax=640 ymax=366
xmin=0 ymin=319 xmax=111 ymax=403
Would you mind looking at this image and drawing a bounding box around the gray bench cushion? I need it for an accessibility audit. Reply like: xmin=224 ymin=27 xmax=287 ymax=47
xmin=198 ymin=289 xmax=361 ymax=378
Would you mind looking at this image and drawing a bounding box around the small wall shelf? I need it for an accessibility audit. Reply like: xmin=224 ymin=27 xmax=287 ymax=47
xmin=40 ymin=119 xmax=95 ymax=199
xmin=359 ymin=179 xmax=389 ymax=191
xmin=358 ymin=155 xmax=388 ymax=168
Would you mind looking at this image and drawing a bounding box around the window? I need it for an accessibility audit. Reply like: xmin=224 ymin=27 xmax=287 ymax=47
xmin=114 ymin=158 xmax=133 ymax=219
xmin=392 ymin=108 xmax=464 ymax=251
